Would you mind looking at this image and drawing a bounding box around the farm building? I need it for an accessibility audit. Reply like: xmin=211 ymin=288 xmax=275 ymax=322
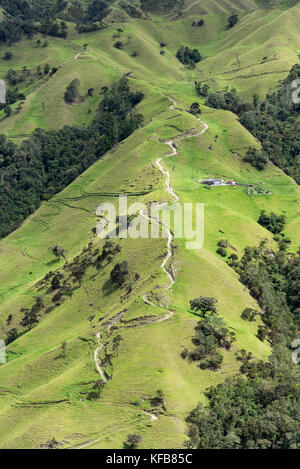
xmin=200 ymin=178 xmax=225 ymax=186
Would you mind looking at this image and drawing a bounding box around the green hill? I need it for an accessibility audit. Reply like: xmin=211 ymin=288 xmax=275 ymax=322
xmin=0 ymin=0 xmax=299 ymax=449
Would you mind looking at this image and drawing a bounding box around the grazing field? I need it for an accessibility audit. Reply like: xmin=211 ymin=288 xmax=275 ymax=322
xmin=0 ymin=1 xmax=299 ymax=449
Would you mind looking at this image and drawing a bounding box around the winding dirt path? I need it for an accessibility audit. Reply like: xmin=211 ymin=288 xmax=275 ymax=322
xmin=94 ymin=333 xmax=107 ymax=383
xmin=141 ymin=95 xmax=208 ymax=292
xmin=78 ymin=95 xmax=210 ymax=448
xmin=93 ymin=95 xmax=209 ymax=392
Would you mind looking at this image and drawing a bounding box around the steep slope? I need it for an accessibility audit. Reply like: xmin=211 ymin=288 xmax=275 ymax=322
xmin=0 ymin=2 xmax=299 ymax=449
xmin=1 ymin=2 xmax=300 ymax=139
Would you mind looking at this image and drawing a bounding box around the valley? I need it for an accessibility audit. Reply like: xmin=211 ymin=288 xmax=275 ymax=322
xmin=0 ymin=0 xmax=299 ymax=449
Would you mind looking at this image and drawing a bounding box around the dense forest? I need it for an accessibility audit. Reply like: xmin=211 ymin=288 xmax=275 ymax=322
xmin=0 ymin=0 xmax=69 ymax=41
xmin=0 ymin=0 xmax=115 ymax=41
xmin=0 ymin=77 xmax=144 ymax=238
xmin=139 ymin=0 xmax=180 ymax=13
xmin=0 ymin=0 xmax=182 ymax=42
xmin=185 ymin=240 xmax=300 ymax=448
xmin=204 ymin=64 xmax=300 ymax=184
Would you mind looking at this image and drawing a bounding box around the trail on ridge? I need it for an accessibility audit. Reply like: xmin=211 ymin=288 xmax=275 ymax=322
xmin=93 ymin=94 xmax=209 ymax=393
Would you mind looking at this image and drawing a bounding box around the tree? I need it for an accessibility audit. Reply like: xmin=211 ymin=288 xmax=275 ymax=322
xmin=124 ymin=434 xmax=142 ymax=449
xmin=88 ymin=379 xmax=103 ymax=400
xmin=258 ymin=211 xmax=286 ymax=234
xmin=6 ymin=314 xmax=13 ymax=325
xmin=44 ymin=63 xmax=50 ymax=75
xmin=241 ymin=308 xmax=258 ymax=322
xmin=71 ymin=264 xmax=86 ymax=286
xmin=176 ymin=46 xmax=202 ymax=68
xmin=20 ymin=309 xmax=38 ymax=330
xmin=183 ymin=315 xmax=234 ymax=370
xmin=50 ymin=245 xmax=68 ymax=262
xmin=86 ymin=0 xmax=108 ymax=21
xmin=216 ymin=247 xmax=227 ymax=257
xmin=189 ymin=102 xmax=201 ymax=115
xmin=228 ymin=253 xmax=238 ymax=266
xmin=140 ymin=0 xmax=178 ymax=13
xmin=51 ymin=274 xmax=62 ymax=290
xmin=3 ymin=52 xmax=12 ymax=60
xmin=155 ymin=389 xmax=165 ymax=405
xmin=195 ymin=81 xmax=210 ymax=97
xmin=114 ymin=41 xmax=124 ymax=50
xmin=7 ymin=68 xmax=18 ymax=85
xmin=64 ymin=78 xmax=80 ymax=103
xmin=6 ymin=328 xmax=18 ymax=344
xmin=227 ymin=14 xmax=238 ymax=28
xmin=204 ymin=63 xmax=300 ymax=184
xmin=244 ymin=147 xmax=268 ymax=170
xmin=257 ymin=325 xmax=267 ymax=342
xmin=0 ymin=78 xmax=144 ymax=240
xmin=190 ymin=297 xmax=217 ymax=317
xmin=218 ymin=239 xmax=228 ymax=248
xmin=4 ymin=105 xmax=12 ymax=116
xmin=110 ymin=261 xmax=129 ymax=286
xmin=61 ymin=21 xmax=67 ymax=32
xmin=35 ymin=295 xmax=44 ymax=308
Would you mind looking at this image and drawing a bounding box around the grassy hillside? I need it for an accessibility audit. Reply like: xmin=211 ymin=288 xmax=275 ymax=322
xmin=0 ymin=1 xmax=299 ymax=449
xmin=1 ymin=2 xmax=300 ymax=139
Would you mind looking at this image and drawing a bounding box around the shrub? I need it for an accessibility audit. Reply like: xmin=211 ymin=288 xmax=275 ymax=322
xmin=124 ymin=433 xmax=142 ymax=449
xmin=195 ymin=81 xmax=210 ymax=97
xmin=189 ymin=102 xmax=201 ymax=115
xmin=257 ymin=325 xmax=267 ymax=342
xmin=110 ymin=261 xmax=129 ymax=285
xmin=241 ymin=308 xmax=258 ymax=322
xmin=6 ymin=328 xmax=18 ymax=344
xmin=227 ymin=14 xmax=238 ymax=28
xmin=140 ymin=0 xmax=178 ymax=13
xmin=176 ymin=46 xmax=202 ymax=68
xmin=114 ymin=41 xmax=124 ymax=50
xmin=64 ymin=78 xmax=80 ymax=103
xmin=190 ymin=297 xmax=217 ymax=317
xmin=198 ymin=351 xmax=223 ymax=370
xmin=216 ymin=247 xmax=227 ymax=257
xmin=244 ymin=147 xmax=269 ymax=170
xmin=258 ymin=210 xmax=286 ymax=234
xmin=228 ymin=253 xmax=239 ymax=266
xmin=184 ymin=315 xmax=235 ymax=370
xmin=218 ymin=239 xmax=228 ymax=248
xmin=3 ymin=52 xmax=12 ymax=60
